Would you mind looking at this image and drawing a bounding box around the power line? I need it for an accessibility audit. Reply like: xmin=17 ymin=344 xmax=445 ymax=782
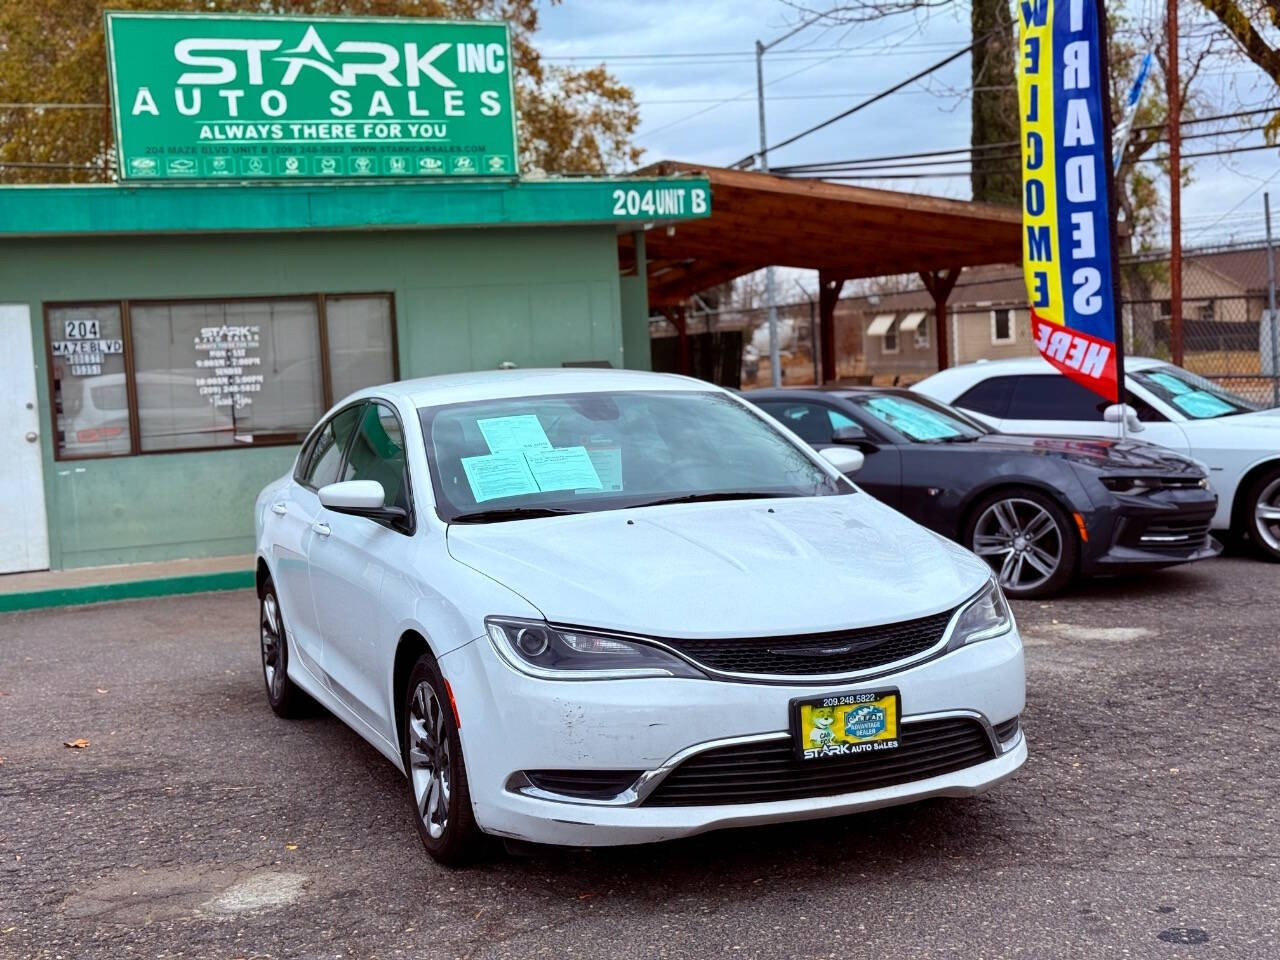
xmin=0 ymin=102 xmax=105 ymax=110
xmin=771 ymin=108 xmax=1278 ymax=174
xmin=542 ymin=41 xmax=960 ymax=63
xmin=729 ymin=30 xmax=995 ymax=169
xmin=637 ymin=19 xmax=918 ymax=142
xmin=801 ymin=141 xmax=1279 ymax=180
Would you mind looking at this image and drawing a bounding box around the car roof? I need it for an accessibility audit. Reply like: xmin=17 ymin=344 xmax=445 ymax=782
xmin=342 ymin=367 xmax=719 ymax=409
xmin=921 ymin=355 xmax=1166 ymax=379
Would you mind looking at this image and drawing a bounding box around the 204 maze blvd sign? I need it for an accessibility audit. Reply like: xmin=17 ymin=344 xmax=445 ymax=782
xmin=105 ymin=12 xmax=519 ymax=181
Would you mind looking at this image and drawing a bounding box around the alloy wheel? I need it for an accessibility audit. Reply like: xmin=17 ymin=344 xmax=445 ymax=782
xmin=972 ymin=498 xmax=1064 ymax=593
xmin=260 ymin=593 xmax=285 ymax=700
xmin=1255 ymin=477 xmax=1280 ymax=554
xmin=407 ymin=681 xmax=452 ymax=840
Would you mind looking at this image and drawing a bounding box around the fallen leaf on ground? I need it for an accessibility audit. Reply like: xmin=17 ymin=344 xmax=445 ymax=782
xmin=63 ymin=739 xmax=90 ymax=749
xmin=285 ymin=843 xmax=298 ymax=851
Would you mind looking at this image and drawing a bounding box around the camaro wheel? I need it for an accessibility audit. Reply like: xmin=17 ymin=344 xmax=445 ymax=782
xmin=260 ymin=579 xmax=306 ymax=718
xmin=402 ymin=654 xmax=480 ymax=866
xmin=965 ymin=489 xmax=1077 ymax=599
xmin=1245 ymin=467 xmax=1280 ymax=562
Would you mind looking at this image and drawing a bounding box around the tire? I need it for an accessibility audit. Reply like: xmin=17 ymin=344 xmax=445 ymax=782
xmin=964 ymin=487 xmax=1078 ymax=599
xmin=1243 ymin=466 xmax=1280 ymax=562
xmin=401 ymin=653 xmax=481 ymax=866
xmin=259 ymin=578 xmax=307 ymax=719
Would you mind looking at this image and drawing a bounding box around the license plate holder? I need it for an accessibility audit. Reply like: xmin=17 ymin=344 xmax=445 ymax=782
xmin=790 ymin=689 xmax=901 ymax=761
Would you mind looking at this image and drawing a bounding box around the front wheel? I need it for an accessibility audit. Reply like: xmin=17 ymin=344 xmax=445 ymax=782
xmin=964 ymin=489 xmax=1077 ymax=599
xmin=1244 ymin=467 xmax=1280 ymax=562
xmin=402 ymin=654 xmax=481 ymax=866
xmin=260 ymin=579 xmax=307 ymax=718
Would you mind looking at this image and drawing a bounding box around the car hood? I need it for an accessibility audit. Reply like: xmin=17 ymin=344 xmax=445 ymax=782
xmin=446 ymin=495 xmax=991 ymax=639
xmin=977 ymin=433 xmax=1202 ymax=473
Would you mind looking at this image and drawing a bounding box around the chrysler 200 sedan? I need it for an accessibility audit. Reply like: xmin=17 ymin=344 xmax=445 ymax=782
xmin=254 ymin=370 xmax=1026 ymax=864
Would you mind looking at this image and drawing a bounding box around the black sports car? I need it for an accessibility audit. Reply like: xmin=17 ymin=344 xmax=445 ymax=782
xmin=748 ymin=387 xmax=1221 ymax=598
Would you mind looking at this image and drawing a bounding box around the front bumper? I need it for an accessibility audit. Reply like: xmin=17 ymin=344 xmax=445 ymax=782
xmin=1080 ymin=488 xmax=1221 ymax=575
xmin=438 ymin=626 xmax=1025 ymax=847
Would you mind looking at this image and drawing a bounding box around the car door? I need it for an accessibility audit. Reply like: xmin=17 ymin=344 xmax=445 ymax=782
xmin=309 ymin=400 xmax=414 ymax=743
xmin=967 ymin=374 xmax=1191 ymax=454
xmin=754 ymin=398 xmax=903 ymax=509
xmin=275 ymin=403 xmax=363 ymax=682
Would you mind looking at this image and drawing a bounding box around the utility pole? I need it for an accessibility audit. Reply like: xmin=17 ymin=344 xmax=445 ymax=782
xmin=754 ymin=12 xmax=828 ymax=387
xmin=1167 ymin=0 xmax=1184 ymax=366
xmin=1266 ymin=192 xmax=1278 ymax=407
xmin=755 ymin=40 xmax=782 ymax=388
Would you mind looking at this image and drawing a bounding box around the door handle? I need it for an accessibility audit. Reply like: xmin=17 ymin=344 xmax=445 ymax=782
xmin=271 ymin=502 xmax=288 ymax=516
xmin=312 ymin=521 xmax=331 ymax=537
xmin=25 ymin=431 xmax=38 ymax=443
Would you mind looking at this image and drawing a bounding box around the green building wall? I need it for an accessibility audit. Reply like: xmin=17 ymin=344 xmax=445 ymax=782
xmin=2 ymin=225 xmax=636 ymax=569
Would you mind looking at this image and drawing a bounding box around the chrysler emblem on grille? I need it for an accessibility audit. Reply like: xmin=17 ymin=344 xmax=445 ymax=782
xmin=769 ymin=642 xmax=861 ymax=658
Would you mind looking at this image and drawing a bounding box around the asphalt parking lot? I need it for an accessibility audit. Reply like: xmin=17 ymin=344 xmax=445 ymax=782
xmin=1 ymin=554 xmax=1277 ymax=960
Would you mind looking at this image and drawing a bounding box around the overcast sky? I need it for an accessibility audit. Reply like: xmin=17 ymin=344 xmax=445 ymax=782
xmin=539 ymin=0 xmax=1280 ymax=249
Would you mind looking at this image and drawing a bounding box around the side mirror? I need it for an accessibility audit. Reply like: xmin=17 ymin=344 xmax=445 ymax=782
xmin=820 ymin=446 xmax=865 ymax=475
xmin=318 ymin=480 xmax=407 ymax=523
xmin=1102 ymin=403 xmax=1145 ymax=434
xmin=831 ymin=424 xmax=868 ymax=444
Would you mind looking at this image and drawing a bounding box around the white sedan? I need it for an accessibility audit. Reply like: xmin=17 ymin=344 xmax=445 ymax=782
xmin=254 ymin=369 xmax=1026 ymax=864
xmin=914 ymin=356 xmax=1280 ymax=561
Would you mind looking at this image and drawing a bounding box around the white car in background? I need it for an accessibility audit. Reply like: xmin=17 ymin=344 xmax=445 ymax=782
xmin=254 ymin=369 xmax=1026 ymax=864
xmin=913 ymin=356 xmax=1280 ymax=561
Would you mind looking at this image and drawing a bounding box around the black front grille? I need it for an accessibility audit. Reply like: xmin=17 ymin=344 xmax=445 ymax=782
xmin=643 ymin=716 xmax=995 ymax=807
xmin=525 ymin=769 xmax=643 ymax=799
xmin=655 ymin=608 xmax=956 ymax=677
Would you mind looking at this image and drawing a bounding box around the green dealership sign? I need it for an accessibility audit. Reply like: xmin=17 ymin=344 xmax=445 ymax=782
xmin=105 ymin=12 xmax=519 ymax=181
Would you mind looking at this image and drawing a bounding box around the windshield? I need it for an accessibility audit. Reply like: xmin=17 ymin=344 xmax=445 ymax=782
xmin=420 ymin=390 xmax=847 ymax=522
xmin=850 ymin=393 xmax=989 ymax=442
xmin=1131 ymin=366 xmax=1259 ymax=420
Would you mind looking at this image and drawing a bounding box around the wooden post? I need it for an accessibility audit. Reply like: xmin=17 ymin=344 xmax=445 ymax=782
xmin=817 ymin=271 xmax=847 ymax=383
xmin=920 ymin=268 xmax=961 ymax=371
xmin=660 ymin=306 xmax=690 ymax=376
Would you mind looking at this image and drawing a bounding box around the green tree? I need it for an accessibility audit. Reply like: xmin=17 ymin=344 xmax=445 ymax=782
xmin=969 ymin=0 xmax=1019 ymax=205
xmin=0 ymin=0 xmax=642 ymax=182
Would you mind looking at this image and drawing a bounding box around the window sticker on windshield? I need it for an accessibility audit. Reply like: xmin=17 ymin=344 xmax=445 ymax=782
xmin=864 ymin=396 xmax=963 ymax=441
xmin=585 ymin=448 xmax=623 ymax=492
xmin=461 ymin=452 xmax=540 ymax=502
xmin=524 ymin=446 xmax=602 ymax=493
xmin=1172 ymin=390 xmax=1235 ymax=418
xmin=477 ymin=415 xmax=553 ymax=454
xmin=1147 ymin=371 xmax=1192 ymax=395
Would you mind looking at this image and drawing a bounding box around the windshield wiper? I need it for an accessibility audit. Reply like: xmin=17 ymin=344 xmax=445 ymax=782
xmin=931 ymin=434 xmax=981 ymax=443
xmin=625 ymin=491 xmax=793 ymax=509
xmin=449 ymin=506 xmax=581 ymax=523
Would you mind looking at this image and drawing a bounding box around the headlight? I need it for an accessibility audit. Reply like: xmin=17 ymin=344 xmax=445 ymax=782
xmin=485 ymin=618 xmax=704 ymax=680
xmin=946 ymin=579 xmax=1014 ymax=650
xmin=1100 ymin=476 xmax=1158 ymax=495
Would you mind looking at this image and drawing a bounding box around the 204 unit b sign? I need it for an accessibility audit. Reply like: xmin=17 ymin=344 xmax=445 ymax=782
xmin=105 ymin=12 xmax=519 ymax=181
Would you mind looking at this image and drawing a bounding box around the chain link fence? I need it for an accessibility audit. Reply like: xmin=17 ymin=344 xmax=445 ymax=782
xmin=653 ymin=236 xmax=1279 ymax=403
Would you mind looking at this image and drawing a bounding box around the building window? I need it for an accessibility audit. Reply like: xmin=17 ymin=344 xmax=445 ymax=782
xmin=913 ymin=316 xmax=930 ymax=351
xmin=46 ymin=294 xmax=396 ymax=460
xmin=991 ymin=308 xmax=1015 ymax=344
xmin=1157 ymin=299 xmax=1172 ymax=321
xmin=1198 ymin=301 xmax=1215 ymax=323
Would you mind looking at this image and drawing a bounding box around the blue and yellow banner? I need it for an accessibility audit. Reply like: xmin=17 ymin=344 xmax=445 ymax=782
xmin=1018 ymin=0 xmax=1120 ymax=402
